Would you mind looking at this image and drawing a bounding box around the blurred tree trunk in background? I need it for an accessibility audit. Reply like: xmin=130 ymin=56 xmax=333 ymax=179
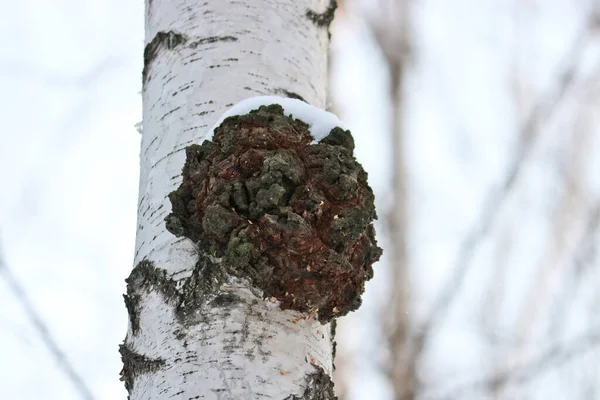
xmin=120 ymin=0 xmax=339 ymax=398
xmin=332 ymin=1 xmax=600 ymax=400
xmin=368 ymin=1 xmax=414 ymax=398
xmin=334 ymin=0 xmax=416 ymax=398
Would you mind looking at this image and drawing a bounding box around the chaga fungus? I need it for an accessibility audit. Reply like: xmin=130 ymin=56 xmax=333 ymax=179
xmin=166 ymin=104 xmax=382 ymax=323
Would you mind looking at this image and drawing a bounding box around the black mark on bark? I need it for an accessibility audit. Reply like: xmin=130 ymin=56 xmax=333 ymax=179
xmin=119 ymin=343 xmax=166 ymax=395
xmin=143 ymin=31 xmax=187 ymax=85
xmin=176 ymin=254 xmax=229 ymax=323
xmin=194 ymin=110 xmax=215 ymax=117
xmin=331 ymin=319 xmax=337 ymax=371
xmin=123 ymin=258 xmax=229 ymax=329
xmin=123 ymin=292 xmax=141 ymax=336
xmin=188 ymin=36 xmax=238 ymax=48
xmin=211 ymin=292 xmax=241 ymax=307
xmin=284 ymin=366 xmax=337 ymax=400
xmin=276 ymin=89 xmax=307 ymax=102
xmin=124 ymin=259 xmax=177 ymax=335
xmin=127 ymin=260 xmax=179 ymax=301
xmin=306 ymin=0 xmax=337 ymax=36
xmin=143 ymin=33 xmax=237 ymax=85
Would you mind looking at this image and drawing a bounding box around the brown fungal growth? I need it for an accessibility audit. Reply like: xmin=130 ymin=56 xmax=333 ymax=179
xmin=166 ymin=104 xmax=382 ymax=323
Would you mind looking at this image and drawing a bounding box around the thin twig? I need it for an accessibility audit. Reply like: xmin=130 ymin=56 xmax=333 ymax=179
xmin=399 ymin=17 xmax=595 ymax=399
xmin=492 ymin=124 xmax=589 ymax=397
xmin=547 ymin=202 xmax=600 ymax=335
xmin=424 ymin=327 xmax=600 ymax=400
xmin=0 ymin=237 xmax=96 ymax=400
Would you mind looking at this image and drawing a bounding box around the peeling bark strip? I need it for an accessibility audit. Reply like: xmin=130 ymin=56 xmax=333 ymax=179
xmin=166 ymin=105 xmax=382 ymax=323
xmin=143 ymin=31 xmax=187 ymax=85
xmin=284 ymin=367 xmax=336 ymax=400
xmin=119 ymin=343 xmax=165 ymax=394
xmin=306 ymin=0 xmax=337 ymax=32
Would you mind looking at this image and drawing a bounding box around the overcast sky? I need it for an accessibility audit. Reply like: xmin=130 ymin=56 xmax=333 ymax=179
xmin=2 ymin=1 xmax=600 ymax=400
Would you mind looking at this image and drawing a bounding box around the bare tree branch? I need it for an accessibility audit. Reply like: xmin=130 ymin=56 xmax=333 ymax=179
xmin=548 ymin=201 xmax=600 ymax=335
xmin=424 ymin=327 xmax=600 ymax=400
xmin=362 ymin=0 xmax=416 ymax=398
xmin=0 ymin=234 xmax=96 ymax=400
xmin=492 ymin=123 xmax=591 ymax=397
xmin=398 ymin=16 xmax=596 ymax=399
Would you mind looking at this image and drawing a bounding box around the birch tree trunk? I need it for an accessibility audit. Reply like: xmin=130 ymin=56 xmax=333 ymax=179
xmin=119 ymin=0 xmax=376 ymax=398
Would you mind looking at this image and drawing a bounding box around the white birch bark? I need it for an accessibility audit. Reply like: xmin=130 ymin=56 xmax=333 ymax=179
xmin=121 ymin=0 xmax=339 ymax=399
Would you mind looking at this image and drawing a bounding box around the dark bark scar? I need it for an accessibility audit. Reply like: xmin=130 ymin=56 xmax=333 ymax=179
xmin=276 ymin=89 xmax=307 ymax=102
xmin=143 ymin=33 xmax=238 ymax=85
xmin=284 ymin=365 xmax=337 ymax=400
xmin=143 ymin=31 xmax=187 ymax=85
xmin=119 ymin=343 xmax=166 ymax=395
xmin=306 ymin=0 xmax=338 ymax=36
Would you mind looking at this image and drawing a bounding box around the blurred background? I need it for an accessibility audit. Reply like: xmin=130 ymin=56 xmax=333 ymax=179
xmin=1 ymin=0 xmax=600 ymax=399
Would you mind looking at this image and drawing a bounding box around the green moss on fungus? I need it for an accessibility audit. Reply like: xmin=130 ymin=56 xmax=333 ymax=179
xmin=166 ymin=104 xmax=382 ymax=323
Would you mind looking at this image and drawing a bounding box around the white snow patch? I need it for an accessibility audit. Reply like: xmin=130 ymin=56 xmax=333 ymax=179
xmin=208 ymin=96 xmax=346 ymax=143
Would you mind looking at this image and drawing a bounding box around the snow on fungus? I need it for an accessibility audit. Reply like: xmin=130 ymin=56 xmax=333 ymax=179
xmin=166 ymin=103 xmax=381 ymax=323
xmin=207 ymin=96 xmax=346 ymax=143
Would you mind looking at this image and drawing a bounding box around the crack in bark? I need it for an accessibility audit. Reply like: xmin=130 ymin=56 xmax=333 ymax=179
xmin=119 ymin=343 xmax=166 ymax=396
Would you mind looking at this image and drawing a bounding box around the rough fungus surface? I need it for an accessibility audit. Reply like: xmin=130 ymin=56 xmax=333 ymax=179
xmin=166 ymin=104 xmax=382 ymax=323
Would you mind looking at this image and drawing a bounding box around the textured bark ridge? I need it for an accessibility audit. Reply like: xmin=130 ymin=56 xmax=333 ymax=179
xmin=166 ymin=104 xmax=382 ymax=323
xmin=285 ymin=367 xmax=336 ymax=400
xmin=123 ymin=257 xmax=228 ymax=335
xmin=119 ymin=342 xmax=165 ymax=395
xmin=143 ymin=31 xmax=186 ymax=85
